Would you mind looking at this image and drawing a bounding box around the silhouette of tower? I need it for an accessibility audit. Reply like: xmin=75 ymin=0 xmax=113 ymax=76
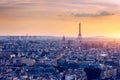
xmin=77 ymin=23 xmax=82 ymax=42
xmin=62 ymin=35 xmax=66 ymax=41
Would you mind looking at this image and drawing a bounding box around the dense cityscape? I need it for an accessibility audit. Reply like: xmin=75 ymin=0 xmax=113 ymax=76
xmin=0 ymin=24 xmax=120 ymax=80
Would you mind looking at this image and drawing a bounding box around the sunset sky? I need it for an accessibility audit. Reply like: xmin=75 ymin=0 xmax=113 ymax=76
xmin=0 ymin=0 xmax=120 ymax=37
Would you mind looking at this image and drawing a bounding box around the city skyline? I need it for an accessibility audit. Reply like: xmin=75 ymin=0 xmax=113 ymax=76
xmin=1 ymin=0 xmax=120 ymax=38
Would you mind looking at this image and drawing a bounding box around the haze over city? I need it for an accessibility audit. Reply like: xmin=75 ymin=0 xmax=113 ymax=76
xmin=0 ymin=0 xmax=120 ymax=37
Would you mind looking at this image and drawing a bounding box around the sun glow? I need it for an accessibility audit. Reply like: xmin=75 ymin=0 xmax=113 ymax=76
xmin=113 ymin=33 xmax=120 ymax=38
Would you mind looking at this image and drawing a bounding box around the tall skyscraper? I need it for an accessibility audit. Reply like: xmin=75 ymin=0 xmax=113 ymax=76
xmin=77 ymin=23 xmax=82 ymax=42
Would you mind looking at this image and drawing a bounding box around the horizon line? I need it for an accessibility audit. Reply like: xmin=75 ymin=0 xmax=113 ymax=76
xmin=0 ymin=35 xmax=119 ymax=38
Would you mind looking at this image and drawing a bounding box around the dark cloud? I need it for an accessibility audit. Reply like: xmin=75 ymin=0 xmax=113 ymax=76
xmin=16 ymin=2 xmax=40 ymax=6
xmin=71 ymin=1 xmax=117 ymax=7
xmin=72 ymin=11 xmax=114 ymax=17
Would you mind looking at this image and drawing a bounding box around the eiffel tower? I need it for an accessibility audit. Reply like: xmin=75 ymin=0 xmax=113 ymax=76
xmin=77 ymin=23 xmax=82 ymax=42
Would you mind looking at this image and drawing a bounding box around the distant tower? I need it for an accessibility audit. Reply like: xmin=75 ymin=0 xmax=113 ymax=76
xmin=62 ymin=35 xmax=67 ymax=48
xmin=62 ymin=35 xmax=66 ymax=41
xmin=77 ymin=23 xmax=82 ymax=42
